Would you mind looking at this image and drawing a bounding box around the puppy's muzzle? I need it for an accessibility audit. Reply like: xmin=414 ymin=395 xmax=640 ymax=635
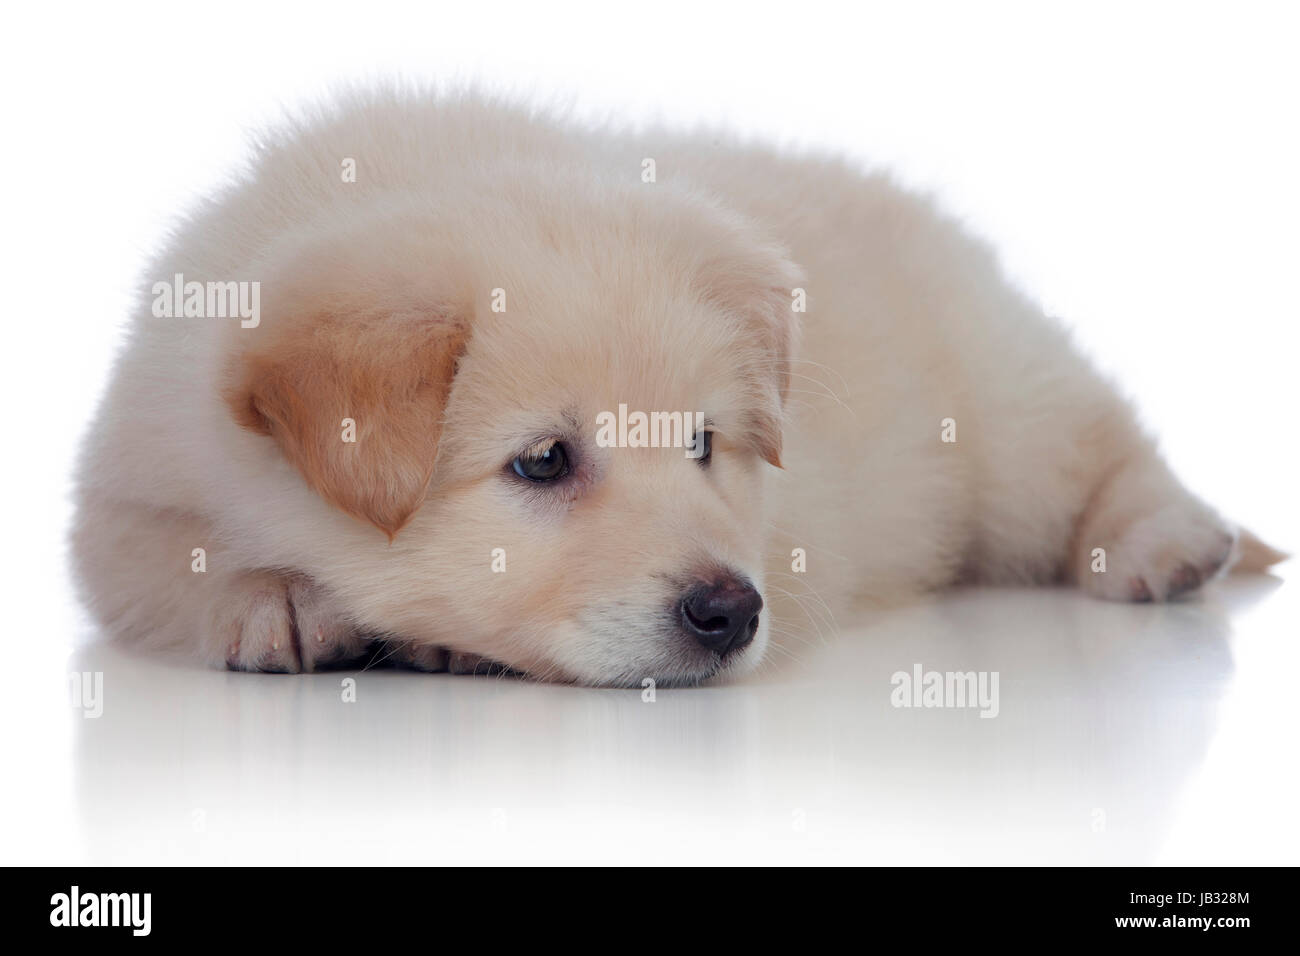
xmin=679 ymin=575 xmax=762 ymax=657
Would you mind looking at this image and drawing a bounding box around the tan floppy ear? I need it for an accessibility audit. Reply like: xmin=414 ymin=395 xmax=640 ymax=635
xmin=225 ymin=303 xmax=469 ymax=539
xmin=696 ymin=235 xmax=805 ymax=469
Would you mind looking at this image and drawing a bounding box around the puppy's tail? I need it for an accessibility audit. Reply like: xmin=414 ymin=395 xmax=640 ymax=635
xmin=1232 ymin=528 xmax=1289 ymax=574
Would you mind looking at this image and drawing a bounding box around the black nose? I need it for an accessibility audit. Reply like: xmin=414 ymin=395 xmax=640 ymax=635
xmin=680 ymin=577 xmax=763 ymax=656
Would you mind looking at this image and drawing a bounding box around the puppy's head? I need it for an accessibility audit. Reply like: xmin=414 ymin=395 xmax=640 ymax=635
xmin=225 ymin=186 xmax=801 ymax=686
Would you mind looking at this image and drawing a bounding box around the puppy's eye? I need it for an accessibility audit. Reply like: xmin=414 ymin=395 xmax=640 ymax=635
xmin=694 ymin=430 xmax=712 ymax=464
xmin=511 ymin=441 xmax=569 ymax=482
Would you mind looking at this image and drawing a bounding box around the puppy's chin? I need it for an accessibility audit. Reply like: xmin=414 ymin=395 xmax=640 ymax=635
xmin=513 ymin=614 xmax=769 ymax=688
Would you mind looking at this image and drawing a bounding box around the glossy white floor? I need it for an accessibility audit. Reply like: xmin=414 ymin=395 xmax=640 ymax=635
xmin=2 ymin=2 xmax=1297 ymax=866
xmin=6 ymin=571 xmax=1294 ymax=865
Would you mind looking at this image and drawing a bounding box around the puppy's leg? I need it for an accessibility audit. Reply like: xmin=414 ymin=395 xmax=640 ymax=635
xmin=383 ymin=645 xmax=509 ymax=676
xmin=1069 ymin=450 xmax=1238 ymax=601
xmin=71 ymin=494 xmax=224 ymax=652
xmin=213 ymin=573 xmax=370 ymax=673
xmin=71 ymin=493 xmax=368 ymax=671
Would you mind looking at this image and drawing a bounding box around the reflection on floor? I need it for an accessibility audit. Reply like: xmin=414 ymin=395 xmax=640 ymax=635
xmin=32 ymin=573 xmax=1299 ymax=864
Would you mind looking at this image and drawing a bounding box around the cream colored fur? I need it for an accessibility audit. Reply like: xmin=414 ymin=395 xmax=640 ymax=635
xmin=70 ymin=89 xmax=1284 ymax=686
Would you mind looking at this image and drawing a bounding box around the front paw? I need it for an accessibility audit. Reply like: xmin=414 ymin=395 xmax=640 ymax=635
xmin=383 ymin=644 xmax=513 ymax=676
xmin=209 ymin=572 xmax=369 ymax=673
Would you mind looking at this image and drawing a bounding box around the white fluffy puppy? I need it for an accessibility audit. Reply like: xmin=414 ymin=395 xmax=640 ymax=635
xmin=71 ymin=90 xmax=1285 ymax=686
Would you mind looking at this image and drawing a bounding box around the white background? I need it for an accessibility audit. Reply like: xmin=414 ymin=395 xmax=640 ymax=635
xmin=0 ymin=0 xmax=1296 ymax=864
